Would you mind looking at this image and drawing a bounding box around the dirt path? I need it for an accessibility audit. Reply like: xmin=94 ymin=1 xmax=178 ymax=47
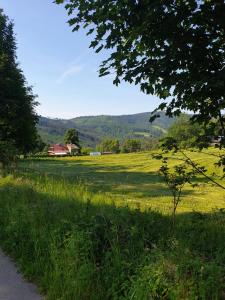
xmin=0 ymin=249 xmax=43 ymax=300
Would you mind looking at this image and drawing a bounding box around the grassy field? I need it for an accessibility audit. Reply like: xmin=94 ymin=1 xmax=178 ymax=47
xmin=20 ymin=150 xmax=225 ymax=213
xmin=0 ymin=150 xmax=225 ymax=299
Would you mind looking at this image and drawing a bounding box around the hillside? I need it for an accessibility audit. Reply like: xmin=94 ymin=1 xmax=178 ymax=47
xmin=38 ymin=112 xmax=175 ymax=147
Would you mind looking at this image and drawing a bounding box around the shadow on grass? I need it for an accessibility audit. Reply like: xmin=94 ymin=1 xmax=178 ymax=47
xmin=0 ymin=179 xmax=225 ymax=299
xmin=19 ymin=159 xmax=204 ymax=199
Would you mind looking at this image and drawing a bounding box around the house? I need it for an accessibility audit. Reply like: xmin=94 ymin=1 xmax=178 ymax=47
xmin=66 ymin=143 xmax=80 ymax=155
xmin=210 ymin=136 xmax=224 ymax=147
xmin=48 ymin=143 xmax=80 ymax=156
xmin=48 ymin=144 xmax=69 ymax=156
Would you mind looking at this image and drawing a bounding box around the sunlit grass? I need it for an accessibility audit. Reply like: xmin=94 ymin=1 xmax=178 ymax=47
xmin=19 ymin=149 xmax=225 ymax=214
xmin=0 ymin=149 xmax=225 ymax=299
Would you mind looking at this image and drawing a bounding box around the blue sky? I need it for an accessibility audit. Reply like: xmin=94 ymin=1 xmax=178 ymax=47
xmin=1 ymin=0 xmax=161 ymax=119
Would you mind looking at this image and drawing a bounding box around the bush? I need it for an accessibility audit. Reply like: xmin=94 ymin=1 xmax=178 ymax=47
xmin=121 ymin=139 xmax=141 ymax=153
xmin=97 ymin=139 xmax=120 ymax=153
xmin=29 ymin=152 xmax=49 ymax=158
xmin=81 ymin=147 xmax=93 ymax=155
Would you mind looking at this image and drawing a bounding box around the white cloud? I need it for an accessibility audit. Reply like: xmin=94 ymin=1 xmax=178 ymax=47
xmin=57 ymin=64 xmax=84 ymax=84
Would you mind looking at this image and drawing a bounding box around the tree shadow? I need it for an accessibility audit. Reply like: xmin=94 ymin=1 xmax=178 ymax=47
xmin=0 ymin=179 xmax=225 ymax=299
xmin=20 ymin=159 xmax=201 ymax=200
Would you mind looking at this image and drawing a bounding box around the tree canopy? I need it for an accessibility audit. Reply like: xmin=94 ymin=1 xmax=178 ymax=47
xmin=97 ymin=138 xmax=120 ymax=153
xmin=0 ymin=9 xmax=38 ymax=154
xmin=64 ymin=128 xmax=80 ymax=146
xmin=165 ymin=114 xmax=204 ymax=148
xmin=56 ymin=0 xmax=225 ymax=131
xmin=122 ymin=139 xmax=141 ymax=153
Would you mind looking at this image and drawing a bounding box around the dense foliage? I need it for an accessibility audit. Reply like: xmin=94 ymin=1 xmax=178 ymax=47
xmin=0 ymin=141 xmax=17 ymax=175
xmin=122 ymin=139 xmax=141 ymax=153
xmin=97 ymin=138 xmax=120 ymax=153
xmin=64 ymin=128 xmax=80 ymax=146
xmin=0 ymin=9 xmax=38 ymax=154
xmin=140 ymin=137 xmax=159 ymax=151
xmin=165 ymin=114 xmax=204 ymax=148
xmin=96 ymin=137 xmax=158 ymax=154
xmin=56 ymin=0 xmax=225 ymax=131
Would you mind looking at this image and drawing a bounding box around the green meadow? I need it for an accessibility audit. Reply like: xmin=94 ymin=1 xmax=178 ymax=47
xmin=0 ymin=150 xmax=225 ymax=299
xmin=20 ymin=150 xmax=225 ymax=213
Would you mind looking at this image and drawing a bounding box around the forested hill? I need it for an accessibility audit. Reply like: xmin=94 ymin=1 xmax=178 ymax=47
xmin=38 ymin=112 xmax=175 ymax=147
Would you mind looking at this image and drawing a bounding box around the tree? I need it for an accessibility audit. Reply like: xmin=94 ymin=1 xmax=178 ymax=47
xmin=97 ymin=138 xmax=120 ymax=153
xmin=159 ymin=159 xmax=197 ymax=228
xmin=122 ymin=139 xmax=141 ymax=153
xmin=56 ymin=0 xmax=225 ymax=135
xmin=140 ymin=137 xmax=159 ymax=151
xmin=81 ymin=147 xmax=93 ymax=155
xmin=0 ymin=9 xmax=38 ymax=155
xmin=34 ymin=135 xmax=46 ymax=153
xmin=165 ymin=114 xmax=204 ymax=149
xmin=153 ymin=138 xmax=225 ymax=227
xmin=64 ymin=128 xmax=80 ymax=145
xmin=0 ymin=141 xmax=17 ymax=176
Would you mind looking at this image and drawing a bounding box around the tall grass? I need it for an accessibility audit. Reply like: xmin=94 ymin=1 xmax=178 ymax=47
xmin=0 ymin=172 xmax=225 ymax=299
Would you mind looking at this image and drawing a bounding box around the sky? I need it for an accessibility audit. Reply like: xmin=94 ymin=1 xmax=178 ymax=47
xmin=1 ymin=0 xmax=161 ymax=119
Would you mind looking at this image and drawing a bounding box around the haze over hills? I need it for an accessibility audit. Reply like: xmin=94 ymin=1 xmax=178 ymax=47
xmin=38 ymin=112 xmax=176 ymax=147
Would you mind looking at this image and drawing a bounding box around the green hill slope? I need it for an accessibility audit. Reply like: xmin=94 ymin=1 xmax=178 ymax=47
xmin=38 ymin=112 xmax=175 ymax=147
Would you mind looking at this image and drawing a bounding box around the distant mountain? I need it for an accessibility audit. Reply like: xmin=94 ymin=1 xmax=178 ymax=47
xmin=38 ymin=112 xmax=176 ymax=147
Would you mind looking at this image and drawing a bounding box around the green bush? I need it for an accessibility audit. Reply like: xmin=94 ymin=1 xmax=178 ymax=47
xmin=30 ymin=152 xmax=49 ymax=158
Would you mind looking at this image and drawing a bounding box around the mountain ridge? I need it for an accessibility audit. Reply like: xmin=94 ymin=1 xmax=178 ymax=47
xmin=38 ymin=112 xmax=175 ymax=147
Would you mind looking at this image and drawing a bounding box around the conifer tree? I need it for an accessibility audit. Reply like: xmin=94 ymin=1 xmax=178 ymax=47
xmin=0 ymin=9 xmax=38 ymax=154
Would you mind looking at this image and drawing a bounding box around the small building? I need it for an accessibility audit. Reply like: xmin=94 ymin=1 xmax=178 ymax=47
xmin=210 ymin=139 xmax=220 ymax=147
xmin=48 ymin=143 xmax=80 ymax=156
xmin=48 ymin=144 xmax=69 ymax=156
xmin=66 ymin=143 xmax=80 ymax=155
xmin=210 ymin=136 xmax=224 ymax=147
xmin=90 ymin=152 xmax=101 ymax=156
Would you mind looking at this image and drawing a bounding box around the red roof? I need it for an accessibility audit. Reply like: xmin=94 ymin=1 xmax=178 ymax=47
xmin=48 ymin=144 xmax=69 ymax=155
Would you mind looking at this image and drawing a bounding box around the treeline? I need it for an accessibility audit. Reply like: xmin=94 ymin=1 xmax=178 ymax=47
xmin=33 ymin=113 xmax=222 ymax=157
xmin=33 ymin=138 xmax=159 ymax=157
xmin=164 ymin=114 xmax=222 ymax=149
xmin=96 ymin=137 xmax=159 ymax=154
xmin=94 ymin=113 xmax=222 ymax=154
